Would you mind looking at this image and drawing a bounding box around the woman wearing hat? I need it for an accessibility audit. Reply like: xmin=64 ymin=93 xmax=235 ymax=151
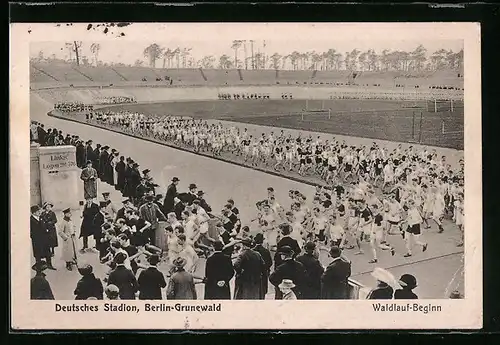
xmin=74 ymin=264 xmax=104 ymax=300
xmin=166 ymin=257 xmax=197 ymax=300
xmin=394 ymin=274 xmax=418 ymax=299
xmin=41 ymin=202 xmax=58 ymax=256
xmin=366 ymin=267 xmax=399 ymax=299
xmin=30 ymin=262 xmax=55 ymax=300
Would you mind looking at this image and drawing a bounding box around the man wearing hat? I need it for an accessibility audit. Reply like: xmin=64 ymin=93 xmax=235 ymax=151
xmin=137 ymin=255 xmax=167 ymax=300
xmin=115 ymin=156 xmax=126 ymax=192
xmin=166 ymin=257 xmax=197 ymax=300
xmin=394 ymin=274 xmax=418 ymax=299
xmin=107 ymin=252 xmax=139 ymax=300
xmin=233 ymin=238 xmax=266 ymax=300
xmin=252 ymin=233 xmax=273 ymax=299
xmin=75 ymin=138 xmax=86 ymax=168
xmin=135 ymin=178 xmax=150 ymax=205
xmin=99 ymin=145 xmax=109 ymax=181
xmin=296 ymin=242 xmax=324 ymax=299
xmin=163 ymin=177 xmax=179 ymax=214
xmin=197 ymin=190 xmax=212 ymax=213
xmin=102 ymin=192 xmax=117 ymax=220
xmin=186 ymin=183 xmax=198 ymax=205
xmin=74 ymin=264 xmax=104 ymax=300
xmin=30 ymin=261 xmax=55 ymax=300
xmin=274 ymin=223 xmax=301 ymax=268
xmin=40 ymin=202 xmax=58 ymax=256
xmin=204 ymin=240 xmax=235 ymax=300
xmin=321 ymin=246 xmax=351 ymax=299
xmin=92 ymin=202 xmax=108 ymax=259
xmin=130 ymin=162 xmax=142 ymax=204
xmin=30 ymin=205 xmax=55 ymax=270
xmin=80 ymin=160 xmax=98 ymax=200
xmin=93 ymin=144 xmax=102 ymax=175
xmin=58 ymin=208 xmax=78 ymax=271
xmin=139 ymin=194 xmax=167 ymax=247
xmin=269 ymin=245 xmax=307 ymax=300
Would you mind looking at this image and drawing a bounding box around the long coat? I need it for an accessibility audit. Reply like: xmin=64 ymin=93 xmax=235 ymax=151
xmin=41 ymin=210 xmax=58 ymax=248
xmin=58 ymin=218 xmax=77 ymax=263
xmin=31 ymin=275 xmax=55 ymax=300
xmin=321 ymin=257 xmax=351 ymax=299
xmin=274 ymin=236 xmax=301 ymax=268
xmin=108 ymin=265 xmax=139 ymax=300
xmin=80 ymin=167 xmax=98 ymax=199
xmin=204 ymin=251 xmax=235 ymax=300
xmin=138 ymin=267 xmax=167 ymax=300
xmin=253 ymin=244 xmax=273 ymax=299
xmin=123 ymin=166 xmax=134 ymax=198
xmin=295 ymin=253 xmax=324 ymax=299
xmin=30 ymin=215 xmax=50 ymax=260
xmin=233 ymin=248 xmax=265 ymax=300
xmin=80 ymin=202 xmax=99 ymax=237
xmin=74 ymin=274 xmax=104 ymax=300
xmin=163 ymin=183 xmax=177 ymax=214
xmin=115 ymin=161 xmax=126 ymax=192
xmin=166 ymin=269 xmax=197 ymax=300
xmin=99 ymin=150 xmax=108 ymax=179
xmin=269 ymin=259 xmax=307 ymax=300
xmin=76 ymin=142 xmax=86 ymax=168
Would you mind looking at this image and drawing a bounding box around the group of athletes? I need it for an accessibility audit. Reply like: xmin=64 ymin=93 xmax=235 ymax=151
xmin=80 ymin=109 xmax=465 ymax=265
xmin=54 ymin=101 xmax=94 ymax=113
xmin=95 ymin=96 xmax=137 ymax=105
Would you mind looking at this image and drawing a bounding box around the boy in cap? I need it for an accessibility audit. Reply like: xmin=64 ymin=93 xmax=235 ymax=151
xmin=278 ymin=279 xmax=297 ymax=300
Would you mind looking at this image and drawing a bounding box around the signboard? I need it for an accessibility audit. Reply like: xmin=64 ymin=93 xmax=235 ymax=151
xmin=30 ymin=143 xmax=41 ymax=206
xmin=38 ymin=146 xmax=79 ymax=211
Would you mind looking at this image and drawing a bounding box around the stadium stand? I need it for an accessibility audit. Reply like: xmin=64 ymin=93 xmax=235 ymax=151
xmin=203 ymin=69 xmax=241 ymax=85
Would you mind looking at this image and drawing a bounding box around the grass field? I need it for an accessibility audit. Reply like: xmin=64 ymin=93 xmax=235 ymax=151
xmin=99 ymin=99 xmax=464 ymax=150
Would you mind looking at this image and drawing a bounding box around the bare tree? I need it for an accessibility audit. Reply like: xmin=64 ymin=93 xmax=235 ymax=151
xmin=270 ymin=53 xmax=282 ymax=70
xmin=231 ymin=40 xmax=243 ymax=68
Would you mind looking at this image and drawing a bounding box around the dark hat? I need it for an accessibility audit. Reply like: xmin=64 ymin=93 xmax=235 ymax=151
xmin=77 ymin=264 xmax=93 ymax=276
xmin=99 ymin=201 xmax=108 ymax=208
xmin=102 ymin=192 xmax=110 ymax=196
xmin=122 ymin=198 xmax=130 ymax=204
xmin=172 ymin=177 xmax=180 ymax=182
xmin=86 ymin=160 xmax=93 ymax=165
xmin=147 ymin=254 xmax=161 ymax=266
xmin=132 ymin=163 xmax=139 ymax=168
xmin=103 ymin=146 xmax=109 ymax=150
xmin=240 ymin=238 xmax=253 ymax=247
xmin=62 ymin=208 xmax=71 ymax=214
xmin=142 ymin=169 xmax=151 ymax=174
xmin=32 ymin=261 xmax=48 ymax=273
xmin=189 ymin=183 xmax=197 ymax=190
xmin=253 ymin=233 xmax=265 ymax=244
xmin=213 ymin=240 xmax=224 ymax=251
xmin=30 ymin=205 xmax=41 ymax=214
xmin=155 ymin=194 xmax=163 ymax=199
xmin=277 ymin=245 xmax=294 ymax=256
xmin=399 ymin=274 xmax=418 ymax=289
xmin=304 ymin=241 xmax=316 ymax=253
xmin=111 ymin=149 xmax=116 ymax=152
xmin=42 ymin=202 xmax=54 ymax=209
xmin=197 ymin=190 xmax=205 ymax=196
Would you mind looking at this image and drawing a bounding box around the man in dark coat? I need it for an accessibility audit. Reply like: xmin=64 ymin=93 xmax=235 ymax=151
xmin=295 ymin=241 xmax=324 ymax=299
xmin=30 ymin=205 xmax=55 ymax=270
xmin=99 ymin=146 xmax=109 ymax=181
xmin=74 ymin=264 xmax=104 ymax=300
xmin=252 ymin=233 xmax=273 ymax=299
xmin=75 ymin=140 xmax=86 ymax=168
xmin=130 ymin=163 xmax=142 ymax=204
xmin=274 ymin=223 xmax=301 ymax=268
xmin=93 ymin=144 xmax=101 ymax=173
xmin=115 ymin=156 xmax=126 ymax=192
xmin=197 ymin=190 xmax=212 ymax=213
xmin=107 ymin=253 xmax=139 ymax=300
xmin=163 ymin=177 xmax=179 ymax=214
xmin=186 ymin=183 xmax=198 ymax=206
xmin=104 ymin=148 xmax=115 ymax=185
xmin=123 ymin=160 xmax=134 ymax=198
xmin=37 ymin=124 xmax=47 ymax=146
xmin=92 ymin=202 xmax=108 ymax=259
xmin=321 ymin=246 xmax=351 ymax=299
xmin=233 ymin=238 xmax=266 ymax=300
xmin=85 ymin=140 xmax=94 ymax=165
xmin=30 ymin=262 xmax=55 ymax=300
xmin=269 ymin=246 xmax=307 ymax=299
xmin=79 ymin=198 xmax=100 ymax=252
xmin=137 ymin=255 xmax=167 ymax=300
xmin=204 ymin=241 xmax=235 ymax=299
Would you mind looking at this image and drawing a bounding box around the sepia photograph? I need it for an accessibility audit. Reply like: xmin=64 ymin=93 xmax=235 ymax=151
xmin=11 ymin=22 xmax=482 ymax=330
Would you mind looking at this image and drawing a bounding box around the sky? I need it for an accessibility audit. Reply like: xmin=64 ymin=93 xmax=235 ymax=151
xmin=28 ymin=23 xmax=464 ymax=65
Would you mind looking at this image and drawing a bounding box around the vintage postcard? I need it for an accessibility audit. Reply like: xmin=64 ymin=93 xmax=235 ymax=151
xmin=10 ymin=22 xmax=482 ymax=330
